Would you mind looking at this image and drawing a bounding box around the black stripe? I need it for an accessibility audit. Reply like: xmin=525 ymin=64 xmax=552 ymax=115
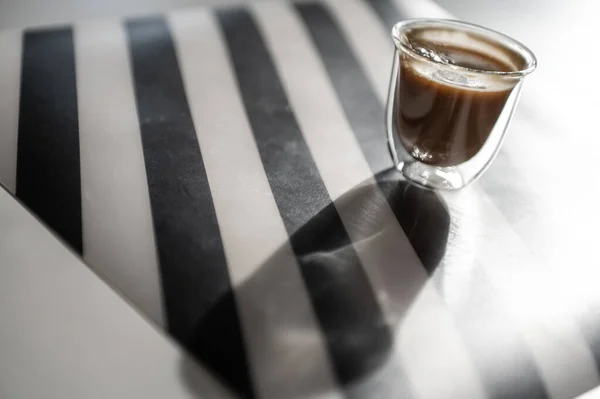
xmin=17 ymin=28 xmax=82 ymax=253
xmin=364 ymin=0 xmax=402 ymax=31
xmin=217 ymin=8 xmax=392 ymax=387
xmin=125 ymin=17 xmax=253 ymax=398
xmin=296 ymin=3 xmax=549 ymax=399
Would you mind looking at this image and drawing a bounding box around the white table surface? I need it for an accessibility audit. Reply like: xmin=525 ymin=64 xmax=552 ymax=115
xmin=0 ymin=185 xmax=235 ymax=398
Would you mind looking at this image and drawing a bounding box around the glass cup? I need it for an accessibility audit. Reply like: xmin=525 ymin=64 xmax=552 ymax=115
xmin=386 ymin=19 xmax=537 ymax=190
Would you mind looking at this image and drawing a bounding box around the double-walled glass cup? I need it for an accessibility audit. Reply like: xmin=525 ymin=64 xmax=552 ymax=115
xmin=386 ymin=19 xmax=537 ymax=190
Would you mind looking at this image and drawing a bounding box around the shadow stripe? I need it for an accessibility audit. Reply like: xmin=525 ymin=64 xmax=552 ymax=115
xmin=125 ymin=17 xmax=254 ymax=398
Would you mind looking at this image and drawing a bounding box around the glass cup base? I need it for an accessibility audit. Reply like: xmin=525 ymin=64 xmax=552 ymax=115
xmin=398 ymin=161 xmax=466 ymax=190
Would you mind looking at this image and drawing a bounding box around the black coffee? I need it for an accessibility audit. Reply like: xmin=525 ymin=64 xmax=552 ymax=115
xmin=396 ymin=43 xmax=516 ymax=167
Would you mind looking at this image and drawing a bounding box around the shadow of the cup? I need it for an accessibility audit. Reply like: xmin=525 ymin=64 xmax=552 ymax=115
xmin=181 ymin=169 xmax=451 ymax=396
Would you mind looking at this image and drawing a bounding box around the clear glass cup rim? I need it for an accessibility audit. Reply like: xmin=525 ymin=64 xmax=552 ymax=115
xmin=392 ymin=19 xmax=537 ymax=78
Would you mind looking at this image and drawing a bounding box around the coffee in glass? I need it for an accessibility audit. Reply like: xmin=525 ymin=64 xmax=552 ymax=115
xmin=386 ymin=20 xmax=537 ymax=189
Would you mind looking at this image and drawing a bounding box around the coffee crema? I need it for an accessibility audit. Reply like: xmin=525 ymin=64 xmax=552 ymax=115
xmin=396 ymin=42 xmax=517 ymax=167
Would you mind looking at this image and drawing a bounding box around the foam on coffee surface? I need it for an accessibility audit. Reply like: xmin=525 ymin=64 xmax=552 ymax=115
xmin=403 ymin=29 xmax=521 ymax=92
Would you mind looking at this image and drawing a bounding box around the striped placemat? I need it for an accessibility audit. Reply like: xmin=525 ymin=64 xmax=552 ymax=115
xmin=1 ymin=0 xmax=599 ymax=398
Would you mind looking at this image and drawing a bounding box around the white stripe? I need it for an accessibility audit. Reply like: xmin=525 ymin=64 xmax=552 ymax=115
xmin=75 ymin=20 xmax=165 ymax=326
xmin=252 ymin=4 xmax=487 ymax=399
xmin=0 ymin=187 xmax=233 ymax=399
xmin=0 ymin=29 xmax=22 ymax=193
xmin=328 ymin=1 xmax=600 ymax=397
xmin=167 ymin=9 xmax=342 ymax=399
